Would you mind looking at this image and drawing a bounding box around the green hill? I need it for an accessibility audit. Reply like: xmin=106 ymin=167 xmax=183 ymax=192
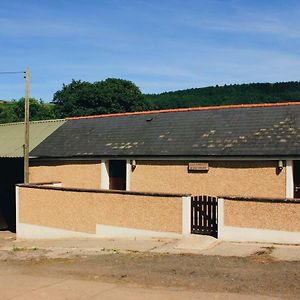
xmin=144 ymin=82 xmax=300 ymax=109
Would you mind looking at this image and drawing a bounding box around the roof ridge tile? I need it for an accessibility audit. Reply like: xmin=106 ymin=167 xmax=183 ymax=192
xmin=66 ymin=102 xmax=300 ymax=121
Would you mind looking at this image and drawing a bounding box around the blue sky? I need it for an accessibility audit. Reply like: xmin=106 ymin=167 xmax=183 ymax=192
xmin=1 ymin=0 xmax=300 ymax=101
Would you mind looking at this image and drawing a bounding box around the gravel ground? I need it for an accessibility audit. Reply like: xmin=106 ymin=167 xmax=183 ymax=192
xmin=1 ymin=231 xmax=299 ymax=299
xmin=1 ymin=249 xmax=299 ymax=299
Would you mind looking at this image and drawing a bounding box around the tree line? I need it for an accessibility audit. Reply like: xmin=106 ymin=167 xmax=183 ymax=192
xmin=1 ymin=79 xmax=300 ymax=124
xmin=0 ymin=78 xmax=154 ymax=124
xmin=145 ymin=81 xmax=300 ymax=108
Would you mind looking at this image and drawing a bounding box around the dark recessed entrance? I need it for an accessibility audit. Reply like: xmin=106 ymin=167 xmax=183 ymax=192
xmin=293 ymin=161 xmax=300 ymax=198
xmin=109 ymin=160 xmax=126 ymax=190
xmin=0 ymin=158 xmax=24 ymax=232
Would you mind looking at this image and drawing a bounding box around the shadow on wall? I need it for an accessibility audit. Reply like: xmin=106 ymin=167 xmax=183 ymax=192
xmin=0 ymin=158 xmax=24 ymax=232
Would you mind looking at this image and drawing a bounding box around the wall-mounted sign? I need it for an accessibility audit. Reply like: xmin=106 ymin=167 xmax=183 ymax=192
xmin=188 ymin=162 xmax=209 ymax=171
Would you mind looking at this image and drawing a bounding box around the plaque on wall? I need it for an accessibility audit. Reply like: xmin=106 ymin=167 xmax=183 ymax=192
xmin=188 ymin=162 xmax=209 ymax=172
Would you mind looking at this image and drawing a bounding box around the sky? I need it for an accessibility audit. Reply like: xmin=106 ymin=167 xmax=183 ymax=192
xmin=0 ymin=0 xmax=300 ymax=101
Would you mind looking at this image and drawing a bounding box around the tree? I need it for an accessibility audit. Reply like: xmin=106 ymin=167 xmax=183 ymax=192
xmin=144 ymin=81 xmax=300 ymax=109
xmin=0 ymin=98 xmax=57 ymax=124
xmin=0 ymin=102 xmax=16 ymax=123
xmin=13 ymin=98 xmax=57 ymax=121
xmin=53 ymin=78 xmax=154 ymax=118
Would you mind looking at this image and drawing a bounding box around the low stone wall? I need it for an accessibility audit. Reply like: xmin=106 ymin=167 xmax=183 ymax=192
xmin=16 ymin=183 xmax=191 ymax=239
xmin=218 ymin=196 xmax=300 ymax=244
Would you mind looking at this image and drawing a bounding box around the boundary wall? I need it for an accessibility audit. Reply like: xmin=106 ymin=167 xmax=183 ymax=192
xmin=16 ymin=183 xmax=191 ymax=239
xmin=218 ymin=196 xmax=300 ymax=244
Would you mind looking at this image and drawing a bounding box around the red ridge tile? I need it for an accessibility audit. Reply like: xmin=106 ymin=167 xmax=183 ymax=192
xmin=66 ymin=101 xmax=300 ymax=120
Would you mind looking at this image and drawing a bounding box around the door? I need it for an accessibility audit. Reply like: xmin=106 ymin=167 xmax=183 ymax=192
xmin=109 ymin=160 xmax=126 ymax=190
xmin=294 ymin=161 xmax=300 ymax=198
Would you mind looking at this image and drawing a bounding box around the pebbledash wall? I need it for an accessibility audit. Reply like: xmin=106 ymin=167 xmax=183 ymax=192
xmin=29 ymin=161 xmax=102 ymax=189
xmin=22 ymin=160 xmax=300 ymax=243
xmin=218 ymin=197 xmax=300 ymax=244
xmin=16 ymin=184 xmax=191 ymax=239
xmin=131 ymin=160 xmax=286 ymax=198
xmin=30 ymin=160 xmax=286 ymax=198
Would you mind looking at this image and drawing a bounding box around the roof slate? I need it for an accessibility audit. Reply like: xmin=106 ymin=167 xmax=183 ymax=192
xmin=30 ymin=104 xmax=300 ymax=158
xmin=0 ymin=119 xmax=65 ymax=158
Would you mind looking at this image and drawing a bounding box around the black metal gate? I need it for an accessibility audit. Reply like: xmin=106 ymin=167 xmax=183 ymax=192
xmin=191 ymin=195 xmax=218 ymax=238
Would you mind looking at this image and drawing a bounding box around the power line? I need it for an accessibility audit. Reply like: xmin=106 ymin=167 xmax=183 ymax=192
xmin=0 ymin=71 xmax=25 ymax=75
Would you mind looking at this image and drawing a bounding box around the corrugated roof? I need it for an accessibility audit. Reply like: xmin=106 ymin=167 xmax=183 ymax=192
xmin=0 ymin=119 xmax=65 ymax=158
xmin=30 ymin=103 xmax=300 ymax=158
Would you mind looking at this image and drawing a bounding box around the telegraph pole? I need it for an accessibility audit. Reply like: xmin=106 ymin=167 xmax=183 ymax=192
xmin=24 ymin=68 xmax=30 ymax=183
xmin=0 ymin=69 xmax=28 ymax=182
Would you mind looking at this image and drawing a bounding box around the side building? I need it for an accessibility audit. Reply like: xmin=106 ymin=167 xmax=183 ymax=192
xmin=0 ymin=119 xmax=65 ymax=231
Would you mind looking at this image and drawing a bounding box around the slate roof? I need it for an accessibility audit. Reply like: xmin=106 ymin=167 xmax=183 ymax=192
xmin=0 ymin=119 xmax=65 ymax=158
xmin=30 ymin=103 xmax=300 ymax=158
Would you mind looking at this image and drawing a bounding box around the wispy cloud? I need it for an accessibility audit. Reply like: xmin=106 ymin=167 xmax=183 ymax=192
xmin=136 ymin=0 xmax=300 ymax=39
xmin=1 ymin=0 xmax=300 ymax=100
xmin=0 ymin=17 xmax=105 ymax=38
xmin=178 ymin=13 xmax=300 ymax=39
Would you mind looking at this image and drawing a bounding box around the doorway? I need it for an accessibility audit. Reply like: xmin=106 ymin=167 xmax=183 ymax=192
xmin=0 ymin=158 xmax=24 ymax=232
xmin=109 ymin=160 xmax=126 ymax=190
xmin=293 ymin=161 xmax=300 ymax=198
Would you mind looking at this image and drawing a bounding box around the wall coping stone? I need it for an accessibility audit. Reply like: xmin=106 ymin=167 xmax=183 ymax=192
xmin=219 ymin=195 xmax=300 ymax=204
xmin=17 ymin=182 xmax=191 ymax=198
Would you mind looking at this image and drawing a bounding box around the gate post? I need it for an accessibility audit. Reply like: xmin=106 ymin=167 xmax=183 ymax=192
xmin=15 ymin=185 xmax=20 ymax=236
xmin=182 ymin=196 xmax=191 ymax=236
xmin=217 ymin=197 xmax=224 ymax=240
